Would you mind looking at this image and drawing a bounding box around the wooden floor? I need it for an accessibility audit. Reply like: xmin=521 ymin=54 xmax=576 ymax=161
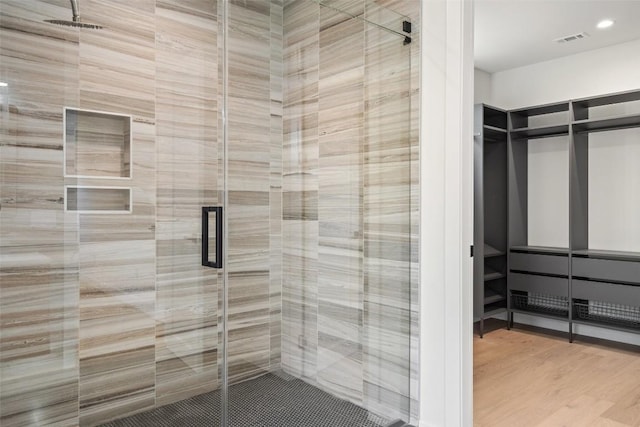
xmin=474 ymin=320 xmax=640 ymax=427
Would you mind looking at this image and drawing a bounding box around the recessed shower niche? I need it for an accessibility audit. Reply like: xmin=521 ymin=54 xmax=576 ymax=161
xmin=64 ymin=107 xmax=132 ymax=178
xmin=65 ymin=186 xmax=132 ymax=213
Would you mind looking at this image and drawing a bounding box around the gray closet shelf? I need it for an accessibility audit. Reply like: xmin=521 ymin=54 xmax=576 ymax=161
xmin=572 ymin=249 xmax=640 ymax=262
xmin=484 ymin=243 xmax=505 ymax=258
xmin=572 ymin=114 xmax=640 ymax=133
xmin=484 ymin=288 xmax=505 ymax=305
xmin=510 ymin=124 xmax=569 ymax=139
xmin=484 ymin=267 xmax=505 ymax=282
xmin=483 ymin=124 xmax=508 ymax=141
xmin=474 ymin=104 xmax=509 ymax=338
xmin=510 ymin=245 xmax=569 ymax=255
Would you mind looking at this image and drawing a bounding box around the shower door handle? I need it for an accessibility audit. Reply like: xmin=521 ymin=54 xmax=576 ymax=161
xmin=202 ymin=206 xmax=223 ymax=268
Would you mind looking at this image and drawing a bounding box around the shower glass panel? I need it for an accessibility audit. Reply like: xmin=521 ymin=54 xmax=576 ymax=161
xmin=225 ymin=0 xmax=415 ymax=425
xmin=0 ymin=1 xmax=223 ymax=425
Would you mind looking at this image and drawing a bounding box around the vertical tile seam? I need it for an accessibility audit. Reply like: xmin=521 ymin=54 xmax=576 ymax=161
xmin=360 ymin=0 xmax=366 ymax=405
xmin=152 ymin=0 xmax=158 ymax=411
xmin=313 ymin=0 xmax=320 ymax=383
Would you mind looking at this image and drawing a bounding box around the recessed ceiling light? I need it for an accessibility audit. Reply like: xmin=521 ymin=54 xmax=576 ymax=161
xmin=0 ymin=82 xmax=8 ymax=87
xmin=597 ymin=19 xmax=615 ymax=29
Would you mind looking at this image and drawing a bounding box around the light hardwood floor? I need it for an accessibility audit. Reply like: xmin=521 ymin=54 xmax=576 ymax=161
xmin=474 ymin=321 xmax=640 ymax=427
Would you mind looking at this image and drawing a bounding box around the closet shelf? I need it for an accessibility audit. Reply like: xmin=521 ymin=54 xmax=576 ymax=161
xmin=483 ymin=306 xmax=507 ymax=317
xmin=572 ymin=249 xmax=640 ymax=262
xmin=484 ymin=266 xmax=505 ymax=282
xmin=484 ymin=243 xmax=505 ymax=258
xmin=510 ymin=124 xmax=569 ymax=139
xmin=484 ymin=289 xmax=505 ymax=305
xmin=474 ymin=104 xmax=508 ymax=338
xmin=573 ymin=114 xmax=640 ymax=133
xmin=573 ymin=89 xmax=640 ymax=109
xmin=483 ymin=125 xmax=507 ymax=142
xmin=510 ymin=245 xmax=569 ymax=256
xmin=510 ymin=101 xmax=569 ymax=117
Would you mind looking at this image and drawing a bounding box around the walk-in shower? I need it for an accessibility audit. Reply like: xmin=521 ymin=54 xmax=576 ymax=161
xmin=0 ymin=0 xmax=418 ymax=426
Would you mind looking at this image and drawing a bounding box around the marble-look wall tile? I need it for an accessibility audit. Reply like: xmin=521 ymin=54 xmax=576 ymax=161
xmin=0 ymin=2 xmax=80 ymax=426
xmin=282 ymin=0 xmax=320 ymax=383
xmin=282 ymin=221 xmax=319 ymax=380
xmin=282 ymin=0 xmax=419 ymax=422
xmin=2 ymin=0 xmax=418 ymax=425
xmin=78 ymin=0 xmax=156 ymax=122
xmin=362 ymin=5 xmax=413 ymax=421
xmin=155 ymin=0 xmax=220 ymax=409
xmin=78 ymin=241 xmax=156 ymax=426
xmin=270 ymin=0 xmax=284 ymax=370
xmin=226 ymin=1 xmax=273 ymax=385
xmin=75 ymin=1 xmax=158 ymax=425
xmin=317 ymin=10 xmax=365 ymax=404
xmin=371 ymin=2 xmax=421 ymax=421
xmin=76 ymin=130 xmax=157 ymax=426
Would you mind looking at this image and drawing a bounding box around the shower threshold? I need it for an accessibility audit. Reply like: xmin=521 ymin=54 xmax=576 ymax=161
xmin=99 ymin=370 xmax=407 ymax=427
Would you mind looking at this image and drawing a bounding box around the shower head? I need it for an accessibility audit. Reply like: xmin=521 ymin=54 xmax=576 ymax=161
xmin=44 ymin=19 xmax=103 ymax=29
xmin=45 ymin=0 xmax=102 ymax=29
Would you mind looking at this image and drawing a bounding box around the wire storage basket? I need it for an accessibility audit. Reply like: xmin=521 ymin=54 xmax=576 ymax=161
xmin=511 ymin=291 xmax=569 ymax=317
xmin=573 ymin=299 xmax=640 ymax=330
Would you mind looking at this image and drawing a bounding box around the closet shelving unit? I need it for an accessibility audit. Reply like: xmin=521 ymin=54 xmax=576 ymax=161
xmin=506 ymin=101 xmax=572 ymax=337
xmin=474 ymin=104 xmax=509 ymax=337
xmin=489 ymin=89 xmax=640 ymax=341
xmin=569 ymin=90 xmax=640 ymax=336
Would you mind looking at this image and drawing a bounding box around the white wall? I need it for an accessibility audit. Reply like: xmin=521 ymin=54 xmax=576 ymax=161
xmin=527 ymin=136 xmax=569 ymax=248
xmin=589 ymin=128 xmax=640 ymax=252
xmin=473 ymin=68 xmax=492 ymax=104
xmin=491 ymin=38 xmax=640 ymax=109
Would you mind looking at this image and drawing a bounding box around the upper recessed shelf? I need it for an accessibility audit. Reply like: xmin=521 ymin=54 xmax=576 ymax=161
xmin=64 ymin=107 xmax=132 ymax=179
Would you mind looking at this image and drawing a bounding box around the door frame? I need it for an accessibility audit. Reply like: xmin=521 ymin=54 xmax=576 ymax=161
xmin=419 ymin=0 xmax=475 ymax=426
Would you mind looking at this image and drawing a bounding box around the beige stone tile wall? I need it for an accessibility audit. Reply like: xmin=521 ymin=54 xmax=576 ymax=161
xmin=280 ymin=0 xmax=419 ymax=422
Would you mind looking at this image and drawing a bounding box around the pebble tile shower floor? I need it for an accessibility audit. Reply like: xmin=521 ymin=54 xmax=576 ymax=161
xmin=99 ymin=372 xmax=390 ymax=427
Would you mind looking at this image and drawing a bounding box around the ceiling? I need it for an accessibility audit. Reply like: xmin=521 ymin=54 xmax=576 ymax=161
xmin=475 ymin=0 xmax=640 ymax=73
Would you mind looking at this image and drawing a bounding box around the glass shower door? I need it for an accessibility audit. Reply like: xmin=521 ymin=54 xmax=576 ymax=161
xmin=0 ymin=1 xmax=224 ymax=426
xmin=224 ymin=0 xmax=416 ymax=425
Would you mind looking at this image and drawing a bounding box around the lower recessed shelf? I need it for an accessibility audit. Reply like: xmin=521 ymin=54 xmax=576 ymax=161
xmin=65 ymin=186 xmax=132 ymax=214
